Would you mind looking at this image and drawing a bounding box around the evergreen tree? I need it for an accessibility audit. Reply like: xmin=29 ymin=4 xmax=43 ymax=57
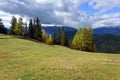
xmin=53 ymin=25 xmax=57 ymax=44
xmin=0 ymin=18 xmax=7 ymax=34
xmin=42 ymin=30 xmax=47 ymax=43
xmin=46 ymin=34 xmax=53 ymax=45
xmin=56 ymin=27 xmax=61 ymax=44
xmin=60 ymin=27 xmax=68 ymax=46
xmin=34 ymin=17 xmax=42 ymax=41
xmin=28 ymin=19 xmax=34 ymax=38
xmin=9 ymin=16 xmax=17 ymax=35
xmin=23 ymin=23 xmax=28 ymax=37
xmin=14 ymin=18 xmax=23 ymax=36
xmin=33 ymin=18 xmax=35 ymax=28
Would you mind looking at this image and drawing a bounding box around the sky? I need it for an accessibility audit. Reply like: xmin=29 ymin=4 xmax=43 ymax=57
xmin=0 ymin=0 xmax=120 ymax=28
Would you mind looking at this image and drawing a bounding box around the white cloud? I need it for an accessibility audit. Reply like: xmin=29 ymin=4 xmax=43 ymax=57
xmin=92 ymin=13 xmax=120 ymax=28
xmin=0 ymin=0 xmax=120 ymax=28
xmin=89 ymin=0 xmax=120 ymax=13
xmin=0 ymin=10 xmax=29 ymax=28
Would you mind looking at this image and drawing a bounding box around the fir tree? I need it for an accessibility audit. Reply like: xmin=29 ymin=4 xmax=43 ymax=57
xmin=0 ymin=18 xmax=7 ymax=34
xmin=23 ymin=23 xmax=28 ymax=37
xmin=60 ymin=27 xmax=68 ymax=46
xmin=9 ymin=16 xmax=17 ymax=35
xmin=56 ymin=27 xmax=61 ymax=44
xmin=34 ymin=17 xmax=42 ymax=41
xmin=28 ymin=19 xmax=34 ymax=38
xmin=14 ymin=18 xmax=23 ymax=36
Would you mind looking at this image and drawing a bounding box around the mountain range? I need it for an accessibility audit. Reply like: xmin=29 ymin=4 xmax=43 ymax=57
xmin=42 ymin=26 xmax=77 ymax=39
xmin=42 ymin=25 xmax=120 ymax=35
xmin=93 ymin=26 xmax=120 ymax=34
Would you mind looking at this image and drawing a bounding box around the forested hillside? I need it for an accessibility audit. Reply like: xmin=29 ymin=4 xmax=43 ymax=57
xmin=94 ymin=34 xmax=120 ymax=53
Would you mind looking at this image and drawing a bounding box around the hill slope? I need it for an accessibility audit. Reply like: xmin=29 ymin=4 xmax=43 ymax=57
xmin=0 ymin=34 xmax=120 ymax=80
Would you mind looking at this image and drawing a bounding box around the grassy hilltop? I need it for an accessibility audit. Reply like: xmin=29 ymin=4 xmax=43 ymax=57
xmin=0 ymin=34 xmax=120 ymax=80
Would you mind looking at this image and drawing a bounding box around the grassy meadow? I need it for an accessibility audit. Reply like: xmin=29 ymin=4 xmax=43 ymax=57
xmin=0 ymin=34 xmax=120 ymax=80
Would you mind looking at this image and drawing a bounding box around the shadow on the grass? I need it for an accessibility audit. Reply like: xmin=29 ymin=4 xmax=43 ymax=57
xmin=0 ymin=37 xmax=16 ymax=39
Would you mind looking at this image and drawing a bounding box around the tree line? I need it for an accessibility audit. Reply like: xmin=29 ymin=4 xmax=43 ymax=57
xmin=0 ymin=18 xmax=7 ymax=34
xmin=8 ymin=16 xmax=96 ymax=52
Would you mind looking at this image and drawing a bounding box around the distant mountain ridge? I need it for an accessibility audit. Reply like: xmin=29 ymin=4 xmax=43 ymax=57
xmin=42 ymin=26 xmax=77 ymax=39
xmin=93 ymin=26 xmax=120 ymax=34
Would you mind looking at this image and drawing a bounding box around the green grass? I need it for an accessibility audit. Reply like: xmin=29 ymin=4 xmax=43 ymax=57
xmin=0 ymin=34 xmax=120 ymax=80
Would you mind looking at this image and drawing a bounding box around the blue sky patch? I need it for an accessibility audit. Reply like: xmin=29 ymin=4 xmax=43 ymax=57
xmin=80 ymin=2 xmax=98 ymax=14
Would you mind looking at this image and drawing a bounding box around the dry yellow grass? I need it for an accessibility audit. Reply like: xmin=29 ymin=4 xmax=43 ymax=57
xmin=0 ymin=34 xmax=120 ymax=80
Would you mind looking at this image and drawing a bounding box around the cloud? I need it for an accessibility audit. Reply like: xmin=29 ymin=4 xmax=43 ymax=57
xmin=92 ymin=13 xmax=120 ymax=28
xmin=0 ymin=11 xmax=29 ymax=28
xmin=0 ymin=0 xmax=120 ymax=28
xmin=89 ymin=0 xmax=120 ymax=13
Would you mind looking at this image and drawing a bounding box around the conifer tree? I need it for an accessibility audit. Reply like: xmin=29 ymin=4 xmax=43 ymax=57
xmin=81 ymin=28 xmax=88 ymax=51
xmin=53 ymin=25 xmax=57 ymax=44
xmin=0 ymin=18 xmax=7 ymax=34
xmin=71 ymin=28 xmax=82 ymax=50
xmin=87 ymin=27 xmax=93 ymax=51
xmin=28 ymin=19 xmax=34 ymax=38
xmin=9 ymin=16 xmax=17 ymax=35
xmin=87 ymin=26 xmax=96 ymax=52
xmin=46 ymin=34 xmax=53 ymax=45
xmin=56 ymin=27 xmax=61 ymax=44
xmin=34 ymin=17 xmax=42 ymax=41
xmin=60 ymin=27 xmax=68 ymax=46
xmin=14 ymin=18 xmax=23 ymax=36
xmin=71 ymin=27 xmax=96 ymax=52
xmin=23 ymin=23 xmax=28 ymax=37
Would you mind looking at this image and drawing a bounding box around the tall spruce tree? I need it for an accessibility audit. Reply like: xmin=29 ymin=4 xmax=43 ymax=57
xmin=28 ymin=19 xmax=34 ymax=38
xmin=34 ymin=17 xmax=42 ymax=41
xmin=9 ymin=16 xmax=17 ymax=35
xmin=23 ymin=23 xmax=28 ymax=37
xmin=53 ymin=25 xmax=57 ymax=44
xmin=14 ymin=18 xmax=23 ymax=36
xmin=0 ymin=18 xmax=7 ymax=34
xmin=56 ymin=27 xmax=61 ymax=44
xmin=60 ymin=27 xmax=68 ymax=46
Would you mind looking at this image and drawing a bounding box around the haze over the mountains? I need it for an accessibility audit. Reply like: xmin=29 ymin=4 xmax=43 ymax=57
xmin=0 ymin=0 xmax=120 ymax=28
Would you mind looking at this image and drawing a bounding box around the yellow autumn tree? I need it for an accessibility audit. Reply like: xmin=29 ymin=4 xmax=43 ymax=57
xmin=42 ymin=30 xmax=47 ymax=43
xmin=46 ymin=34 xmax=53 ymax=45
